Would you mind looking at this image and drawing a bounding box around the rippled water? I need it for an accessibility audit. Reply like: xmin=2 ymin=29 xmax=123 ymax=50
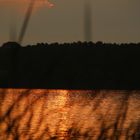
xmin=0 ymin=89 xmax=140 ymax=140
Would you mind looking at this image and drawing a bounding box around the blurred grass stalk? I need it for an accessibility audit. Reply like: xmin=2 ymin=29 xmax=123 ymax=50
xmin=18 ymin=0 xmax=36 ymax=44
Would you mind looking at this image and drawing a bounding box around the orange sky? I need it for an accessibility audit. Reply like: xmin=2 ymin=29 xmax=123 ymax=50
xmin=0 ymin=0 xmax=140 ymax=45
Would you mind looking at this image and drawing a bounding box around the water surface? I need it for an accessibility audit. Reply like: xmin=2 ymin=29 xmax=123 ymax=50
xmin=0 ymin=89 xmax=140 ymax=139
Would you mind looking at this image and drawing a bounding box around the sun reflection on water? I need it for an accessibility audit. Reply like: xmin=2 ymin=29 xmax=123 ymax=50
xmin=0 ymin=89 xmax=140 ymax=139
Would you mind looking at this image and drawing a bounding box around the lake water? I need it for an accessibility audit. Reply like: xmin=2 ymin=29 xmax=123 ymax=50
xmin=0 ymin=89 xmax=140 ymax=140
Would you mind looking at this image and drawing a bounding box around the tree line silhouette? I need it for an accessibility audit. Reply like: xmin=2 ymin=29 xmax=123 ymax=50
xmin=0 ymin=41 xmax=140 ymax=89
xmin=1 ymin=41 xmax=140 ymax=48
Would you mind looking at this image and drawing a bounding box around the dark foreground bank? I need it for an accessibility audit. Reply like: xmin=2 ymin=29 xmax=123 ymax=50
xmin=0 ymin=42 xmax=140 ymax=89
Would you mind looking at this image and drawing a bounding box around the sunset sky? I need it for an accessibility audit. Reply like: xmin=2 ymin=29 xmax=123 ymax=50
xmin=0 ymin=0 xmax=140 ymax=45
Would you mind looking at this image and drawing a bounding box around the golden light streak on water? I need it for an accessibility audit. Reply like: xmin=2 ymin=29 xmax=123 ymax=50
xmin=0 ymin=89 xmax=140 ymax=139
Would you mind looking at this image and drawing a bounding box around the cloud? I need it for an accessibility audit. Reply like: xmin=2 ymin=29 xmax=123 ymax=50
xmin=0 ymin=0 xmax=53 ymax=12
